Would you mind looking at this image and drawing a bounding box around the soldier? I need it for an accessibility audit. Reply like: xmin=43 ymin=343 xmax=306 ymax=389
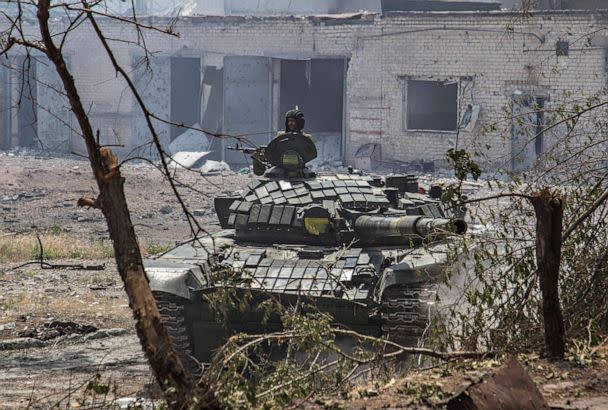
xmin=250 ymin=108 xmax=313 ymax=175
xmin=278 ymin=108 xmax=312 ymax=139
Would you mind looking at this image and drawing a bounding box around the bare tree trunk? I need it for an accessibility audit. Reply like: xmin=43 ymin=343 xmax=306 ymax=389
xmin=35 ymin=1 xmax=202 ymax=405
xmin=530 ymin=189 xmax=565 ymax=360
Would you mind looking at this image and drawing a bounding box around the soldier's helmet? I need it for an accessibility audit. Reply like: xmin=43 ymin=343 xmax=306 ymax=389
xmin=285 ymin=109 xmax=305 ymax=132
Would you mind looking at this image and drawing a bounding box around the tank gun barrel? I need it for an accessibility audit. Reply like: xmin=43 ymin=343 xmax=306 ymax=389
xmin=354 ymin=215 xmax=467 ymax=239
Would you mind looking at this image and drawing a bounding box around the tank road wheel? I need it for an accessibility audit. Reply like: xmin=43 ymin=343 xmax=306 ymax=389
xmin=153 ymin=291 xmax=201 ymax=376
xmin=380 ymin=286 xmax=435 ymax=348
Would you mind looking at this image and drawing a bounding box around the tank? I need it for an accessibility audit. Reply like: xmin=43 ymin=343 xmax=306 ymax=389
xmin=145 ymin=132 xmax=466 ymax=372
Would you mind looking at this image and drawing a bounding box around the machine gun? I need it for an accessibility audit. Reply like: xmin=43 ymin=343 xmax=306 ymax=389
xmin=227 ymin=144 xmax=268 ymax=175
xmin=227 ymin=144 xmax=264 ymax=155
xmin=228 ymin=132 xmax=318 ymax=176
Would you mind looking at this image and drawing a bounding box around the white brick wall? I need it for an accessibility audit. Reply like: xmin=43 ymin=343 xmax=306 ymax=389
xmin=3 ymin=11 xmax=607 ymax=169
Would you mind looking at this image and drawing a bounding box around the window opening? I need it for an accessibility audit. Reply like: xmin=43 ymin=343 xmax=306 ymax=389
xmin=405 ymin=80 xmax=458 ymax=131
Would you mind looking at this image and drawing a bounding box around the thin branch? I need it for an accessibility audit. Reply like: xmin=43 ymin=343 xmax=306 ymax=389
xmin=333 ymin=329 xmax=496 ymax=360
xmin=449 ymin=192 xmax=533 ymax=209
xmin=64 ymin=4 xmax=180 ymax=37
xmin=255 ymin=359 xmax=340 ymax=400
xmin=82 ymin=3 xmax=215 ymax=250
xmin=562 ymin=186 xmax=608 ymax=242
xmin=7 ymin=35 xmax=47 ymax=53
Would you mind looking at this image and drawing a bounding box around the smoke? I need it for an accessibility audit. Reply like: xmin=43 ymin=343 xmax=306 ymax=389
xmin=97 ymin=0 xmax=199 ymax=17
xmin=82 ymin=0 xmax=381 ymax=17
xmin=226 ymin=0 xmax=381 ymax=16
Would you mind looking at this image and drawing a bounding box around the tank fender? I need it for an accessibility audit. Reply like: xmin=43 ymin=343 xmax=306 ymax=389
xmin=375 ymin=258 xmax=444 ymax=300
xmin=379 ymin=266 xmax=426 ymax=288
xmin=144 ymin=260 xmax=206 ymax=300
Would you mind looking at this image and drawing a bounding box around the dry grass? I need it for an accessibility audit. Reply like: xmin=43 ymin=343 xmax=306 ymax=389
xmin=0 ymin=230 xmax=172 ymax=263
xmin=140 ymin=240 xmax=172 ymax=256
xmin=0 ymin=292 xmax=132 ymax=324
xmin=0 ymin=232 xmax=113 ymax=263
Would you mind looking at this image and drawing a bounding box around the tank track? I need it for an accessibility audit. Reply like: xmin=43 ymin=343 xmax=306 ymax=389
xmin=380 ymin=286 xmax=434 ymax=348
xmin=153 ymin=292 xmax=202 ymax=376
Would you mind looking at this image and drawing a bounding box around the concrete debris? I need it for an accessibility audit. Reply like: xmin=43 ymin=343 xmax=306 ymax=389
xmin=169 ymin=151 xmax=232 ymax=174
xmin=380 ymin=158 xmax=436 ymax=174
xmin=445 ymin=356 xmax=549 ymax=410
xmin=192 ymin=209 xmax=207 ymax=217
xmin=83 ymin=328 xmax=128 ymax=341
xmin=354 ymin=143 xmax=382 ymax=170
xmin=115 ymin=397 xmax=162 ymax=410
xmin=7 ymin=189 xmax=47 ymax=201
xmin=159 ymin=205 xmax=173 ymax=214
xmin=167 ymin=124 xmax=218 ymax=169
xmin=0 ymin=337 xmax=45 ymax=350
xmin=352 ymin=143 xmax=440 ymax=174
xmin=0 ymin=328 xmax=128 ymax=351
xmin=18 ymin=320 xmax=97 ymax=341
xmin=168 ymin=123 xmax=210 ymax=154
xmin=200 ymin=159 xmax=231 ymax=174
xmin=169 ymin=150 xmax=211 ymax=169
xmin=0 ymin=322 xmax=16 ymax=331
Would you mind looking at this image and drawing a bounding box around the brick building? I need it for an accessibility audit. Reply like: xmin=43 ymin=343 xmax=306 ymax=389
xmin=1 ymin=5 xmax=607 ymax=171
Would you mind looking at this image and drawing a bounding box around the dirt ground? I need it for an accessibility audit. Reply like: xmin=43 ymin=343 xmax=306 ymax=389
xmin=1 ymin=151 xmax=608 ymax=409
xmin=0 ymin=150 xmax=250 ymax=242
xmin=323 ymin=346 xmax=608 ymax=409
xmin=0 ymin=151 xmax=249 ymax=408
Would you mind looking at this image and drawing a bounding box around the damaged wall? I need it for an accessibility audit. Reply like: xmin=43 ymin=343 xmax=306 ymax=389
xmin=347 ymin=11 xmax=608 ymax=168
xmin=2 ymin=10 xmax=607 ymax=171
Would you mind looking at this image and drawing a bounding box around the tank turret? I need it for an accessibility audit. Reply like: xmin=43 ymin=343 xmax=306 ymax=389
xmin=216 ymin=135 xmax=466 ymax=246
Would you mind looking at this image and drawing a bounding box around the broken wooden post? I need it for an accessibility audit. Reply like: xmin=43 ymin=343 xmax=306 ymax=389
xmin=530 ymin=189 xmax=565 ymax=361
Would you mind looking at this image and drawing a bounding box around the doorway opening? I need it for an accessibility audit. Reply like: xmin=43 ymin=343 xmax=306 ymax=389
xmin=511 ymin=92 xmax=546 ymax=172
xmin=170 ymin=57 xmax=201 ymax=141
xmin=200 ymin=65 xmax=223 ymax=160
xmin=220 ymin=56 xmax=347 ymax=167
xmin=17 ymin=61 xmax=38 ymax=148
xmin=279 ymin=59 xmax=345 ymax=163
